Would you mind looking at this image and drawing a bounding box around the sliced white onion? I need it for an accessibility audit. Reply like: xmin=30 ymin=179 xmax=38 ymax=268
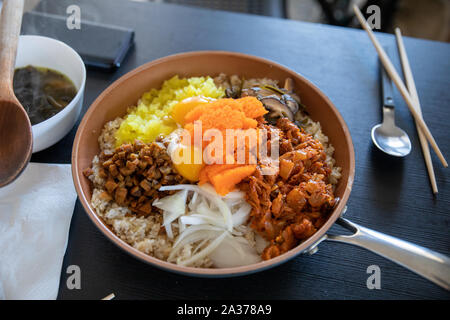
xmin=159 ymin=184 xmax=233 ymax=231
xmin=153 ymin=189 xmax=188 ymax=214
xmin=154 ymin=189 xmax=188 ymax=233
xmin=223 ymin=189 xmax=245 ymax=200
xmin=255 ymin=234 xmax=270 ymax=255
xmin=178 ymin=231 xmax=228 ymax=266
xmin=230 ymin=229 xmax=244 ymax=237
xmin=188 ymin=191 xmax=199 ymax=211
xmin=178 ymin=217 xmax=186 ymax=233
xmin=223 ymin=235 xmax=247 ymax=258
xmin=197 ymin=183 xmax=217 ymax=196
xmin=180 ymin=214 xmax=227 ymax=228
xmin=179 ymin=215 xmax=206 ymax=226
xmin=232 ymin=202 xmax=252 ymax=227
xmin=169 ymin=230 xmax=220 ymax=262
xmin=209 ymin=235 xmax=262 ymax=268
xmin=157 ymin=184 xmax=260 ymax=266
xmin=195 ymin=200 xmax=215 ymax=216
xmin=172 ymin=224 xmax=223 ymax=250
xmin=198 ymin=184 xmax=244 ymax=200
xmin=164 ymin=221 xmax=173 ymax=239
xmin=192 ymin=238 xmax=210 ymax=255
xmin=224 ymin=198 xmax=242 ymax=208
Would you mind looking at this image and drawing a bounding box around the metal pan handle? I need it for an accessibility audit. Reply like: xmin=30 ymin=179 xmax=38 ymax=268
xmin=326 ymin=217 xmax=450 ymax=290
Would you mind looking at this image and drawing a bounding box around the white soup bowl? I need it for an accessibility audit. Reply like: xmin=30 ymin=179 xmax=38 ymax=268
xmin=15 ymin=35 xmax=86 ymax=152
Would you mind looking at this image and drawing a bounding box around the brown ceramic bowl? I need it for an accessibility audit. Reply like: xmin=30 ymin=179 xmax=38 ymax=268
xmin=72 ymin=51 xmax=355 ymax=277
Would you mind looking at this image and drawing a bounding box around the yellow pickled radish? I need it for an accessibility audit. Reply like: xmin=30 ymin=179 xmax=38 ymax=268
xmin=171 ymin=96 xmax=212 ymax=125
xmin=172 ymin=144 xmax=205 ymax=182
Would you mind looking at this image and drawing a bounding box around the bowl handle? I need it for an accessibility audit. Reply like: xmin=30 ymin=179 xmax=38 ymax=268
xmin=326 ymin=217 xmax=450 ymax=290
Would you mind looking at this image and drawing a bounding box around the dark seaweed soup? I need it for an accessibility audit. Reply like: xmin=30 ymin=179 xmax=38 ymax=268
xmin=13 ymin=65 xmax=77 ymax=125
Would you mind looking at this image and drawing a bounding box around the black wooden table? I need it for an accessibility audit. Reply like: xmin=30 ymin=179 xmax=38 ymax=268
xmin=30 ymin=0 xmax=450 ymax=300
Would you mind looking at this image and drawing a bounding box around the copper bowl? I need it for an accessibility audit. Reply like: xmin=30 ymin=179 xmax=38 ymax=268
xmin=72 ymin=51 xmax=355 ymax=277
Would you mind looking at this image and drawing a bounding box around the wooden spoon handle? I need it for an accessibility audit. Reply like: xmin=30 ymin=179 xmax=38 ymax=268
xmin=0 ymin=0 xmax=25 ymax=94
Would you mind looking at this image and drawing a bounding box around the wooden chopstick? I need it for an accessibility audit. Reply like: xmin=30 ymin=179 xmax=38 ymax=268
xmin=101 ymin=293 xmax=115 ymax=300
xmin=395 ymin=28 xmax=438 ymax=194
xmin=353 ymin=5 xmax=448 ymax=168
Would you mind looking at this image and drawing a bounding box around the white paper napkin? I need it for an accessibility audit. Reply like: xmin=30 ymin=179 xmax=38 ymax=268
xmin=0 ymin=163 xmax=76 ymax=300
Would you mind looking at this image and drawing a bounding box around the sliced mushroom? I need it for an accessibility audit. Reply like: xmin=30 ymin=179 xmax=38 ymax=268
xmin=225 ymin=87 xmax=239 ymax=98
xmin=289 ymin=92 xmax=301 ymax=104
xmin=220 ymin=74 xmax=244 ymax=98
xmin=282 ymin=94 xmax=299 ymax=114
xmin=241 ymin=79 xmax=303 ymax=122
xmin=225 ymin=75 xmax=243 ymax=98
xmin=260 ymin=96 xmax=294 ymax=121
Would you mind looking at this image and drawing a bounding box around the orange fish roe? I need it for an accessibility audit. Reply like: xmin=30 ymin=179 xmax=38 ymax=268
xmin=236 ymin=96 xmax=270 ymax=119
xmin=182 ymin=97 xmax=267 ymax=195
xmin=184 ymin=97 xmax=267 ymax=134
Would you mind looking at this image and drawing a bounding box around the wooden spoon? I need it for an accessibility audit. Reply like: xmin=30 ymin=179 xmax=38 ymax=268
xmin=0 ymin=0 xmax=32 ymax=187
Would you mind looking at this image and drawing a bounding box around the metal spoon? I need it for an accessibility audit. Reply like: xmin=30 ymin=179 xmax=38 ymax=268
xmin=0 ymin=0 xmax=33 ymax=187
xmin=371 ymin=55 xmax=411 ymax=157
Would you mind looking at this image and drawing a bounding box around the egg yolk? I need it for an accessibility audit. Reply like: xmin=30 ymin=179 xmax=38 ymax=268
xmin=171 ymin=96 xmax=212 ymax=126
xmin=172 ymin=144 xmax=205 ymax=182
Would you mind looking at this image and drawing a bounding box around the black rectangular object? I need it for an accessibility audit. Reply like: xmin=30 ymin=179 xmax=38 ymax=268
xmin=21 ymin=11 xmax=134 ymax=70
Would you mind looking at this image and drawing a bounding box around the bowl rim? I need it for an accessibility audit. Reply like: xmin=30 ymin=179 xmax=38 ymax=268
xmin=17 ymin=35 xmax=86 ymax=129
xmin=72 ymin=50 xmax=355 ymax=277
